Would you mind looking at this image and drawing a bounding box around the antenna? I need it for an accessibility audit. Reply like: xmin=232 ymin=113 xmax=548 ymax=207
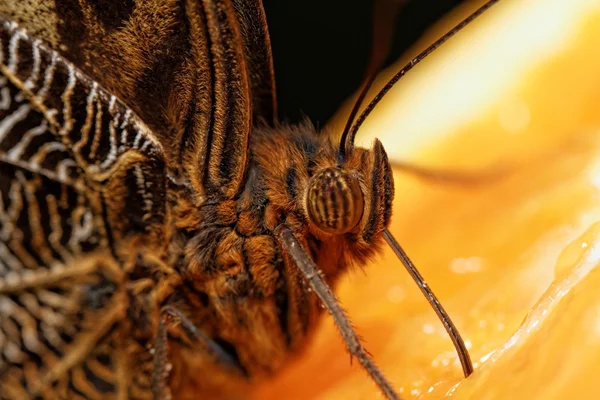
xmin=343 ymin=0 xmax=500 ymax=156
xmin=338 ymin=74 xmax=377 ymax=161
xmin=384 ymin=229 xmax=473 ymax=377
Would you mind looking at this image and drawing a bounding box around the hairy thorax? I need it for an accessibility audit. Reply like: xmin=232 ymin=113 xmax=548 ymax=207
xmin=151 ymin=123 xmax=374 ymax=397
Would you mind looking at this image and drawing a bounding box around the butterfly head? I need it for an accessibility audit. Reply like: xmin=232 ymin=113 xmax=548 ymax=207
xmin=305 ymin=167 xmax=363 ymax=234
xmin=303 ymin=138 xmax=394 ymax=253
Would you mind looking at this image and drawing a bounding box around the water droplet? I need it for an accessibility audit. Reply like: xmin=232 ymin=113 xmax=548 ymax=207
xmin=423 ymin=323 xmax=435 ymax=334
xmin=449 ymin=257 xmax=484 ymax=274
xmin=386 ymin=285 xmax=405 ymax=304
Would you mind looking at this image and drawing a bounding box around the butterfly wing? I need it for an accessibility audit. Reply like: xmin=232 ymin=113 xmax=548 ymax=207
xmin=0 ymin=0 xmax=277 ymax=199
xmin=0 ymin=18 xmax=165 ymax=399
xmin=231 ymin=0 xmax=277 ymax=123
xmin=0 ymin=0 xmax=276 ymax=397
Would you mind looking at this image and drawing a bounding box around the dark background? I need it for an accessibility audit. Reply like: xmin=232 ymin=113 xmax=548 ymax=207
xmin=261 ymin=0 xmax=468 ymax=125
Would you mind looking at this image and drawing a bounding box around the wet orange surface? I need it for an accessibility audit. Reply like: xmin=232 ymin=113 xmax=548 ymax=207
xmin=251 ymin=0 xmax=600 ymax=399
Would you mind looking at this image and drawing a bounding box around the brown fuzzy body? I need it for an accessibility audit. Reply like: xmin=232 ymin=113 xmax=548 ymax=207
xmin=158 ymin=124 xmax=389 ymax=398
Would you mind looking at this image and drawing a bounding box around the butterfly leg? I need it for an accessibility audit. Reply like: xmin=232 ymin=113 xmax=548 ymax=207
xmin=276 ymin=225 xmax=401 ymax=400
xmin=152 ymin=309 xmax=172 ymax=400
xmin=151 ymin=305 xmax=245 ymax=400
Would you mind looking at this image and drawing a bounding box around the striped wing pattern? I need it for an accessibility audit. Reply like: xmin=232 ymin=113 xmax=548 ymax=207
xmin=0 ymin=18 xmax=165 ymax=399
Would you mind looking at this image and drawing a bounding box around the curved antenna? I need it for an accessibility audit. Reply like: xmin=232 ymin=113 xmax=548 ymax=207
xmin=339 ymin=0 xmax=407 ymax=162
xmin=383 ymin=229 xmax=473 ymax=377
xmin=338 ymin=73 xmax=377 ymax=161
xmin=343 ymin=0 xmax=500 ymax=156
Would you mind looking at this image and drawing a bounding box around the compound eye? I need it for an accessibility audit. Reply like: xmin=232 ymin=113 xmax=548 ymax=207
xmin=305 ymin=167 xmax=364 ymax=234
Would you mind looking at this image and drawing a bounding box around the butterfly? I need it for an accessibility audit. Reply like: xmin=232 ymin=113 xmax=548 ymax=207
xmin=0 ymin=0 xmax=497 ymax=398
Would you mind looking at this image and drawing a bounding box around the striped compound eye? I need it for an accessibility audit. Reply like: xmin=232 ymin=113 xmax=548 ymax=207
xmin=305 ymin=167 xmax=364 ymax=234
